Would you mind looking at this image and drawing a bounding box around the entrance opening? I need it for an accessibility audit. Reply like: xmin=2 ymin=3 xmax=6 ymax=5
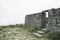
xmin=46 ymin=12 xmax=48 ymax=18
xmin=45 ymin=12 xmax=48 ymax=28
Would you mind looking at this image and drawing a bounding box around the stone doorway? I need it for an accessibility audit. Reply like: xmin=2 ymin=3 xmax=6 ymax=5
xmin=45 ymin=12 xmax=48 ymax=28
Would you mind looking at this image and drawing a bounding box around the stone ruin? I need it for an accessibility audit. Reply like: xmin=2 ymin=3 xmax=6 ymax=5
xmin=25 ymin=8 xmax=60 ymax=32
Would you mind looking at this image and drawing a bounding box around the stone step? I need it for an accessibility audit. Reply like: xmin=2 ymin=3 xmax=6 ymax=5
xmin=33 ymin=28 xmax=47 ymax=37
xmin=33 ymin=33 xmax=43 ymax=37
xmin=37 ymin=31 xmax=44 ymax=34
xmin=41 ymin=28 xmax=47 ymax=31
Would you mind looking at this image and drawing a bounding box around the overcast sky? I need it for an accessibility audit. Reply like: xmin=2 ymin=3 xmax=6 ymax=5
xmin=0 ymin=0 xmax=60 ymax=25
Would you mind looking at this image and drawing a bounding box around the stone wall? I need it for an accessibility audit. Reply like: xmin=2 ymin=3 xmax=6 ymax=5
xmin=48 ymin=8 xmax=60 ymax=32
xmin=47 ymin=8 xmax=60 ymax=40
xmin=25 ymin=12 xmax=46 ymax=29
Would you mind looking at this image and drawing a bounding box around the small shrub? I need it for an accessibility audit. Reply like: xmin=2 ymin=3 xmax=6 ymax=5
xmin=0 ymin=28 xmax=3 ymax=31
xmin=26 ymin=25 xmax=38 ymax=32
xmin=16 ymin=24 xmax=25 ymax=28
xmin=48 ymin=32 xmax=60 ymax=40
xmin=53 ymin=32 xmax=60 ymax=40
xmin=8 ymin=25 xmax=15 ymax=27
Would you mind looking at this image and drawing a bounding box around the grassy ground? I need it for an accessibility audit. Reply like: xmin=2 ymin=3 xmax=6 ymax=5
xmin=0 ymin=24 xmax=48 ymax=40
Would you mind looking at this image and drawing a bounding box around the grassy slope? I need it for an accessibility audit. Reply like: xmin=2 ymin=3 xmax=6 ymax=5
xmin=0 ymin=24 xmax=48 ymax=40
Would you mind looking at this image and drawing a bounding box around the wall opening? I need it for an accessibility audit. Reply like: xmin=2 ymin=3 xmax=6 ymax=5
xmin=45 ymin=12 xmax=48 ymax=28
xmin=46 ymin=12 xmax=48 ymax=18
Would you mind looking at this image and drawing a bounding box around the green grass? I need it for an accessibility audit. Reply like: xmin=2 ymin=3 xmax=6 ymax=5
xmin=0 ymin=24 xmax=48 ymax=40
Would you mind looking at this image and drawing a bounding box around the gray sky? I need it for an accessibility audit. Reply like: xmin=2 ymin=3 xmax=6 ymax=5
xmin=0 ymin=0 xmax=60 ymax=25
